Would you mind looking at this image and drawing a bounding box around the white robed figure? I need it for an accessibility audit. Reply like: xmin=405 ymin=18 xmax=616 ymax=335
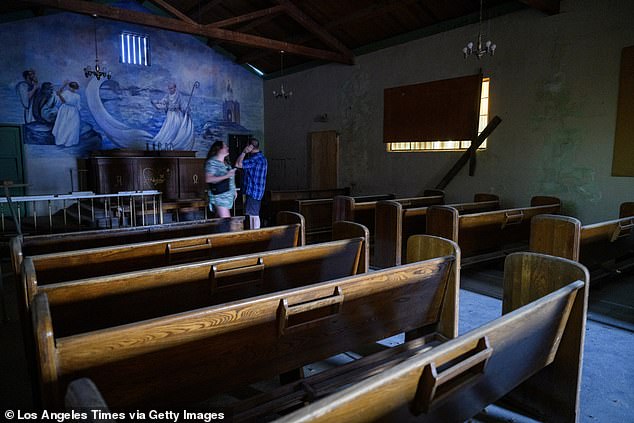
xmin=52 ymin=81 xmax=82 ymax=147
xmin=151 ymin=82 xmax=194 ymax=150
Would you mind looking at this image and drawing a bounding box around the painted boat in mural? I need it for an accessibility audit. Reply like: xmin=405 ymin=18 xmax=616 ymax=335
xmin=85 ymin=77 xmax=195 ymax=151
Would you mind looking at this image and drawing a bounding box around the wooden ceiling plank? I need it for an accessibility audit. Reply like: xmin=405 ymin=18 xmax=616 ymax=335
xmin=146 ymin=0 xmax=198 ymax=25
xmin=207 ymin=5 xmax=285 ymax=28
xmin=17 ymin=0 xmax=353 ymax=64
xmin=518 ymin=0 xmax=560 ymax=15
xmin=275 ymin=0 xmax=353 ymax=59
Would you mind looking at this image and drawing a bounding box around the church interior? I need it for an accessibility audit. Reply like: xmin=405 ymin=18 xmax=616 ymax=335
xmin=0 ymin=0 xmax=632 ymax=422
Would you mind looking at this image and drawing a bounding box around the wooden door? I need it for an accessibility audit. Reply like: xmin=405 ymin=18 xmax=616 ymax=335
xmin=0 ymin=124 xmax=26 ymax=196
xmin=309 ymin=130 xmax=338 ymax=190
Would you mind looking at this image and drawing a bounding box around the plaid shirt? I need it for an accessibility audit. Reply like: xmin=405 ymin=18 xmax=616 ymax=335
xmin=241 ymin=151 xmax=267 ymax=200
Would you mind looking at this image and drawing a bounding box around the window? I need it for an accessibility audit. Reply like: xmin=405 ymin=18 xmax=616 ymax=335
xmin=386 ymin=77 xmax=490 ymax=152
xmin=120 ymin=32 xmax=150 ymax=66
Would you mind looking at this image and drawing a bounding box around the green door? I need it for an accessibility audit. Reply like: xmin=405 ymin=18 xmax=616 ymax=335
xmin=0 ymin=124 xmax=26 ymax=196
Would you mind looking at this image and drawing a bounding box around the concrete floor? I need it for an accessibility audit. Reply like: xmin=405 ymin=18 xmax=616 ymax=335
xmin=0 ymin=260 xmax=632 ymax=421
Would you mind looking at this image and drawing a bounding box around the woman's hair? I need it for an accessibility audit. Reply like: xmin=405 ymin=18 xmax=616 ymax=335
xmin=207 ymin=140 xmax=226 ymax=160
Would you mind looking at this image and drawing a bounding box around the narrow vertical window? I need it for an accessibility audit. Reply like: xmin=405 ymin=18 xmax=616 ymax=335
xmin=120 ymin=32 xmax=150 ymax=66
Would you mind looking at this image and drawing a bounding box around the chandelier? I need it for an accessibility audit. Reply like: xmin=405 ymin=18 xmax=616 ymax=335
xmin=463 ymin=0 xmax=496 ymax=59
xmin=84 ymin=15 xmax=111 ymax=80
xmin=273 ymin=51 xmax=292 ymax=99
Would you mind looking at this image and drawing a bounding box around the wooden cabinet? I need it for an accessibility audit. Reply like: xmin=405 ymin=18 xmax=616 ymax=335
xmin=89 ymin=151 xmax=205 ymax=200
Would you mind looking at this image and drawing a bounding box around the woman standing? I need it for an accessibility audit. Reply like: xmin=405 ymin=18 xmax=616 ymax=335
xmin=205 ymin=140 xmax=236 ymax=217
xmin=53 ymin=81 xmax=81 ymax=147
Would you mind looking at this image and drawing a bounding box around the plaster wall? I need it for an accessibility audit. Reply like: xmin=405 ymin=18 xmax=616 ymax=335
xmin=264 ymin=0 xmax=634 ymax=223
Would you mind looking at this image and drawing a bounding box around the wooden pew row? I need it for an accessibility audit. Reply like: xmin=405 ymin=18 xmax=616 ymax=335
xmin=530 ymin=206 xmax=634 ymax=281
xmin=21 ymin=214 xmax=304 ymax=290
xmin=35 ymin=236 xmax=459 ymax=409
xmin=32 ymin=236 xmax=367 ymax=340
xmin=297 ymin=194 xmax=395 ymax=244
xmin=333 ymin=190 xmax=445 ymax=254
xmin=275 ymin=252 xmax=588 ymax=423
xmin=264 ymin=188 xmax=351 ymax=226
xmin=23 ymin=221 xmax=367 ymax=319
xmin=374 ymin=193 xmax=500 ymax=268
xmin=426 ymin=196 xmax=561 ymax=266
xmin=10 ymin=216 xmax=245 ymax=277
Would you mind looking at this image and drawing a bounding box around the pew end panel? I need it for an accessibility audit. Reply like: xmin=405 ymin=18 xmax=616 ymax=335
xmin=425 ymin=206 xmax=459 ymax=243
xmin=9 ymin=235 xmax=24 ymax=277
xmin=374 ymin=200 xmax=405 ymax=269
xmin=530 ymin=195 xmax=561 ymax=207
xmin=274 ymin=253 xmax=587 ymax=423
xmin=620 ymin=202 xmax=634 ymax=218
xmin=35 ymin=258 xmax=455 ymax=409
xmin=501 ymin=252 xmax=589 ymax=423
xmin=529 ymin=214 xmax=581 ymax=261
xmin=406 ymin=235 xmax=460 ymax=339
xmin=276 ymin=211 xmax=306 ymax=246
xmin=332 ymin=221 xmax=370 ymax=273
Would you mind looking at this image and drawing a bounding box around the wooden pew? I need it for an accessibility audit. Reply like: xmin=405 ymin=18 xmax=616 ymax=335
xmin=426 ymin=196 xmax=561 ymax=266
xmin=274 ymin=252 xmax=588 ymax=423
xmin=21 ymin=216 xmax=304 ymax=289
xmin=33 ymin=237 xmax=458 ymax=409
xmin=298 ymin=194 xmax=395 ymax=244
xmin=264 ymin=188 xmax=350 ymax=226
xmin=333 ymin=190 xmax=445 ymax=253
xmin=10 ymin=216 xmax=245 ymax=277
xmin=374 ymin=193 xmax=499 ymax=268
xmin=31 ymin=233 xmax=367 ymax=339
xmin=530 ymin=207 xmax=634 ymax=281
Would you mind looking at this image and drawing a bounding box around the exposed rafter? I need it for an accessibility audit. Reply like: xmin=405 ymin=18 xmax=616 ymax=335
xmin=146 ymin=0 xmax=197 ymax=25
xmin=238 ymin=0 xmax=419 ymax=65
xmin=16 ymin=0 xmax=354 ymax=64
xmin=207 ymin=5 xmax=286 ymax=29
xmin=519 ymin=0 xmax=560 ymax=15
xmin=276 ymin=0 xmax=353 ymax=57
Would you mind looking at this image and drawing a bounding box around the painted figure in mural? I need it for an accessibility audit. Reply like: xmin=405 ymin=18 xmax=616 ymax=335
xmin=235 ymin=138 xmax=267 ymax=229
xmin=151 ymin=82 xmax=194 ymax=150
xmin=205 ymin=140 xmax=236 ymax=218
xmin=52 ymin=81 xmax=82 ymax=147
xmin=15 ymin=69 xmax=39 ymax=123
xmin=32 ymin=82 xmax=60 ymax=124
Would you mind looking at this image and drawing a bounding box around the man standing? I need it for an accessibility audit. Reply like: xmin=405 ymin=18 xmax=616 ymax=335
xmin=16 ymin=69 xmax=39 ymax=123
xmin=235 ymin=138 xmax=268 ymax=229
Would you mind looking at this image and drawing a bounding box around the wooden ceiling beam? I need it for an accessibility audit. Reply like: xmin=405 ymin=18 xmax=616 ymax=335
xmin=276 ymin=0 xmax=353 ymax=58
xmin=238 ymin=0 xmax=418 ymax=64
xmin=16 ymin=0 xmax=353 ymax=64
xmin=518 ymin=0 xmax=560 ymax=15
xmin=207 ymin=5 xmax=285 ymax=29
xmin=146 ymin=0 xmax=198 ymax=25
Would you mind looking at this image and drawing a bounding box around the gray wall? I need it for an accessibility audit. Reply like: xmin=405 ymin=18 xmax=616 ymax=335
xmin=264 ymin=0 xmax=634 ymax=223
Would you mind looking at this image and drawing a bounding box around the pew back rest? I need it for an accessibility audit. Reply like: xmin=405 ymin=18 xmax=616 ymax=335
xmin=34 ymin=255 xmax=456 ymax=409
xmin=10 ymin=217 xmax=245 ymax=276
xmin=427 ymin=197 xmax=561 ymax=257
xmin=530 ymin=212 xmax=634 ymax=269
xmin=25 ymin=223 xmax=303 ymax=285
xmin=31 ymin=237 xmax=366 ymax=336
xmin=274 ymin=252 xmax=587 ymax=423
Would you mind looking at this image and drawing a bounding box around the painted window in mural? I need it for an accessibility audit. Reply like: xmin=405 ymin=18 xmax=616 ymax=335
xmin=386 ymin=78 xmax=490 ymax=152
xmin=121 ymin=32 xmax=150 ymax=66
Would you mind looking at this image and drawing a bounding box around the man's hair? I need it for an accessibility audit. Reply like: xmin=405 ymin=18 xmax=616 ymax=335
xmin=22 ymin=69 xmax=34 ymax=80
xmin=250 ymin=138 xmax=260 ymax=149
xmin=69 ymin=82 xmax=79 ymax=90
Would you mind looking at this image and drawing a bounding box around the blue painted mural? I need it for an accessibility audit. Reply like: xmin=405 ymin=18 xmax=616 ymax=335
xmin=0 ymin=3 xmax=263 ymax=163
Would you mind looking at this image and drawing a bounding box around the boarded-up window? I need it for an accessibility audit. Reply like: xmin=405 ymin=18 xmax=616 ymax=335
xmin=612 ymin=46 xmax=634 ymax=176
xmin=383 ymin=74 xmax=482 ymax=144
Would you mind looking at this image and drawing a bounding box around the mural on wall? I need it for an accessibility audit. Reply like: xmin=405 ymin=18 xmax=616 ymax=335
xmin=0 ymin=5 xmax=263 ymax=163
